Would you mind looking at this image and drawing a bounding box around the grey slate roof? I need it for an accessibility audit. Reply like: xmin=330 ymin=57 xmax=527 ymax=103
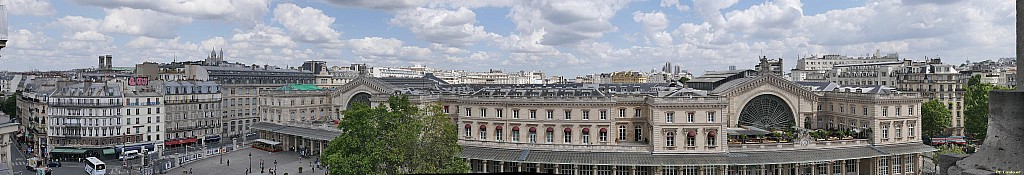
xmin=709 ymin=77 xmax=756 ymax=94
xmin=461 ymin=143 xmax=935 ymax=166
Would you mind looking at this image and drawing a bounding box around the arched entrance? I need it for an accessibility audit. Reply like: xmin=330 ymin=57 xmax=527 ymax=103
xmin=738 ymin=94 xmax=795 ymax=130
xmin=348 ymin=92 xmax=371 ymax=109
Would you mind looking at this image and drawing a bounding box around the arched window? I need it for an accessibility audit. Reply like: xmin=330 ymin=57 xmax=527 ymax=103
xmin=545 ymin=127 xmax=554 ymax=143
xmin=686 ymin=131 xmax=696 ymax=147
xmin=634 ymin=125 xmax=643 ymax=142
xmin=479 ymin=125 xmax=487 ymax=140
xmin=599 ymin=128 xmax=608 ymax=142
xmin=563 ymin=128 xmax=572 ymax=143
xmin=529 ymin=127 xmax=537 ymax=143
xmin=618 ymin=126 xmax=627 ymax=141
xmin=511 ymin=126 xmax=520 ymax=142
xmin=707 ymin=131 xmax=717 ymax=147
xmin=582 ymin=128 xmax=591 ymax=144
xmin=495 ymin=126 xmax=503 ymax=141
xmin=666 ymin=132 xmax=675 ymax=147
xmin=464 ymin=124 xmax=471 ymax=137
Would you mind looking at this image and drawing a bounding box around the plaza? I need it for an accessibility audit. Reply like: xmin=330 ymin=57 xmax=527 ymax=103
xmin=174 ymin=148 xmax=324 ymax=175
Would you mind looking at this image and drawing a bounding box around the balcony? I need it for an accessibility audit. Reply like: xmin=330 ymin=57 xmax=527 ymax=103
xmin=727 ymin=139 xmax=870 ymax=152
xmin=458 ymin=140 xmax=650 ymax=152
xmin=48 ymin=102 xmax=121 ymax=107
xmin=125 ymin=102 xmax=162 ymax=106
xmin=165 ymin=99 xmax=221 ymax=104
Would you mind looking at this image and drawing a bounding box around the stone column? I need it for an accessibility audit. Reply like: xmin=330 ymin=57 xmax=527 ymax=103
xmin=1019 ymin=0 xmax=1023 ymax=90
xmin=949 ymin=90 xmax=1024 ymax=173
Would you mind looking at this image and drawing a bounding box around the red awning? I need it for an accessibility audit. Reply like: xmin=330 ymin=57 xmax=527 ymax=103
xmin=564 ymin=128 xmax=572 ymax=132
xmin=546 ymin=127 xmax=554 ymax=132
xmin=687 ymin=131 xmax=696 ymax=137
xmin=582 ymin=128 xmax=590 ymax=133
xmin=464 ymin=124 xmax=471 ymax=129
xmin=708 ymin=131 xmax=717 ymax=137
xmin=529 ymin=127 xmax=537 ymax=132
xmin=512 ymin=126 xmax=519 ymax=131
xmin=600 ymin=128 xmax=607 ymax=132
xmin=496 ymin=126 xmax=503 ymax=130
xmin=480 ymin=125 xmax=487 ymax=129
xmin=164 ymin=140 xmax=181 ymax=146
xmin=183 ymin=138 xmax=199 ymax=144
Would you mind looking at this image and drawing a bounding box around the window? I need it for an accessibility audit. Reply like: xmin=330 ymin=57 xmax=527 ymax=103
xmin=480 ymin=126 xmax=487 ymax=140
xmin=497 ymin=109 xmax=503 ymax=118
xmin=600 ymin=111 xmax=607 ymax=120
xmin=840 ymin=104 xmax=844 ymax=113
xmin=893 ymin=156 xmax=902 ymax=174
xmin=565 ymin=110 xmax=571 ymax=120
xmin=687 ymin=113 xmax=695 ymax=123
xmin=464 ymin=126 xmax=471 ymax=137
xmin=896 ymin=125 xmax=902 ymax=138
xmin=909 ymin=105 xmax=915 ymax=115
xmin=600 ymin=129 xmax=608 ymax=142
xmin=896 ymin=106 xmax=902 ymax=116
xmin=864 ymin=107 xmax=868 ymax=116
xmin=582 ymin=130 xmax=590 ymax=144
xmin=666 ymin=132 xmax=675 ymax=147
xmin=882 ymin=124 xmax=890 ymax=139
xmin=583 ymin=111 xmax=590 ymax=120
xmin=635 ymin=109 xmax=642 ymax=118
xmin=496 ymin=128 xmax=503 ymax=141
xmin=618 ymin=126 xmax=627 ymax=141
xmin=529 ymin=131 xmax=537 ymax=143
xmin=512 ymin=130 xmax=520 ymax=142
xmin=906 ymin=155 xmax=915 ymax=173
xmin=634 ymin=125 xmax=643 ymax=142
xmin=707 ymin=112 xmax=715 ymax=122
xmin=883 ymin=107 xmax=889 ymax=117
xmin=513 ymin=110 xmax=520 ymax=119
xmin=481 ymin=108 xmax=487 ymax=117
xmin=466 ymin=108 xmax=472 ymax=117
xmin=547 ymin=110 xmax=553 ymax=120
xmin=707 ymin=133 xmax=716 ymax=147
xmin=686 ymin=135 xmax=695 ymax=147
xmin=564 ymin=129 xmax=572 ymax=143
xmin=546 ymin=130 xmax=554 ymax=143
xmin=619 ymin=109 xmax=626 ymax=118
xmin=530 ymin=110 xmax=537 ymax=119
xmin=908 ymin=123 xmax=915 ymax=137
xmin=666 ymin=112 xmax=674 ymax=123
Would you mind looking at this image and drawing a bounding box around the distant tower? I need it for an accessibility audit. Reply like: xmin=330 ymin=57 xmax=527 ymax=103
xmin=0 ymin=5 xmax=8 ymax=52
xmin=219 ymin=48 xmax=224 ymax=62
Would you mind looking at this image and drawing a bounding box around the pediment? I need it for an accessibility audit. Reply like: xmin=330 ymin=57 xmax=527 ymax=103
xmin=717 ymin=75 xmax=818 ymax=101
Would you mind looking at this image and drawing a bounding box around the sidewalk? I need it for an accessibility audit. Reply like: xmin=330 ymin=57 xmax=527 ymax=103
xmin=175 ymin=148 xmax=324 ymax=175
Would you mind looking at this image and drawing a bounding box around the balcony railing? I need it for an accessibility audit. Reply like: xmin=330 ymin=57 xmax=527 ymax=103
xmin=458 ymin=140 xmax=650 ymax=152
xmin=727 ymin=139 xmax=870 ymax=152
xmin=165 ymin=99 xmax=221 ymax=104
xmin=48 ymin=102 xmax=121 ymax=107
xmin=126 ymin=102 xmax=162 ymax=106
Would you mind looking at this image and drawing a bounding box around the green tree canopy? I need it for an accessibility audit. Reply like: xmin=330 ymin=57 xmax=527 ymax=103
xmin=678 ymin=77 xmax=690 ymax=83
xmin=1 ymin=92 xmax=17 ymax=118
xmin=963 ymin=75 xmax=1012 ymax=140
xmin=921 ymin=99 xmax=952 ymax=136
xmin=323 ymin=96 xmax=468 ymax=175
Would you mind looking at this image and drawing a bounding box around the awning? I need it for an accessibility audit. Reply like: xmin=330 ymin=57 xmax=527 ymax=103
xmin=182 ymin=138 xmax=199 ymax=144
xmin=103 ymin=149 xmax=116 ymax=155
xmin=50 ymin=148 xmax=87 ymax=154
xmin=165 ymin=140 xmax=181 ymax=146
xmin=253 ymin=139 xmax=282 ymax=145
xmin=495 ymin=126 xmax=503 ymax=130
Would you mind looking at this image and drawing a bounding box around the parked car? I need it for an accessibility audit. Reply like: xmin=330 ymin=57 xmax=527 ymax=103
xmin=47 ymin=161 xmax=61 ymax=167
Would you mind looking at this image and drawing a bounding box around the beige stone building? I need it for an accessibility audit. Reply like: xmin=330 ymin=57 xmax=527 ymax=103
xmin=306 ymin=67 xmax=935 ymax=174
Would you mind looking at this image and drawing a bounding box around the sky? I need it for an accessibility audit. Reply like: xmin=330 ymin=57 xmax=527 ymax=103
xmin=0 ymin=0 xmax=1016 ymax=77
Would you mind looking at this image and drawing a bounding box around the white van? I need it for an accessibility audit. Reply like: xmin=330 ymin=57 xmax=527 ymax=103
xmin=118 ymin=150 xmax=139 ymax=160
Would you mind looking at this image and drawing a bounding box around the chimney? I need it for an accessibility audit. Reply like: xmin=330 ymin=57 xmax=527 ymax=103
xmin=105 ymin=55 xmax=113 ymax=69
xmin=98 ymin=56 xmax=106 ymax=69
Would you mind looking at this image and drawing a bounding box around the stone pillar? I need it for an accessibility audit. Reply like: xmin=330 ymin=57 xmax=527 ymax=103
xmin=1018 ymin=0 xmax=1023 ymax=90
xmin=950 ymin=90 xmax=1024 ymax=174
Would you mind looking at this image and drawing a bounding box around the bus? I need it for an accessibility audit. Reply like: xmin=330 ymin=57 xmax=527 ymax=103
xmin=85 ymin=157 xmax=106 ymax=175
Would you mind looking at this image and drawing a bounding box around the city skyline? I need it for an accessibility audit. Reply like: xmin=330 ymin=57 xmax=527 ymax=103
xmin=0 ymin=0 xmax=1016 ymax=76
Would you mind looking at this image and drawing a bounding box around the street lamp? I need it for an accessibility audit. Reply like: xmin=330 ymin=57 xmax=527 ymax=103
xmin=248 ymin=152 xmax=252 ymax=174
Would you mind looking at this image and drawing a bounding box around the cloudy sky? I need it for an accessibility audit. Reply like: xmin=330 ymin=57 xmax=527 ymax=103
xmin=0 ymin=0 xmax=1015 ymax=76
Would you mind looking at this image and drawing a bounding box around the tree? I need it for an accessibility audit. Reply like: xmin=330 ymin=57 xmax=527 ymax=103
xmin=323 ymin=96 xmax=467 ymax=175
xmin=921 ymin=99 xmax=952 ymax=136
xmin=678 ymin=77 xmax=690 ymax=83
xmin=963 ymin=75 xmax=1012 ymax=140
xmin=1 ymin=92 xmax=17 ymax=119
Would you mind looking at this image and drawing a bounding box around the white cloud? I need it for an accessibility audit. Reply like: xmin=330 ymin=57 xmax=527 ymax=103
xmin=4 ymin=0 xmax=54 ymax=16
xmin=508 ymin=0 xmax=631 ymax=45
xmin=100 ymin=7 xmax=193 ymax=38
xmin=320 ymin=0 xmax=427 ymax=10
xmin=72 ymin=0 xmax=269 ymax=25
xmin=230 ymin=24 xmax=297 ymax=49
xmin=659 ymin=0 xmax=689 ymax=12
xmin=272 ymin=3 xmax=343 ymax=44
xmin=346 ymin=37 xmax=432 ymax=61
xmin=633 ymin=11 xmax=673 ymax=46
xmin=70 ymin=31 xmax=111 ymax=42
xmin=52 ymin=16 xmax=102 ymax=32
xmin=722 ymin=0 xmax=802 ymax=39
xmin=691 ymin=0 xmax=739 ymax=27
xmin=8 ymin=29 xmax=49 ymax=49
xmin=391 ymin=7 xmax=499 ymax=47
